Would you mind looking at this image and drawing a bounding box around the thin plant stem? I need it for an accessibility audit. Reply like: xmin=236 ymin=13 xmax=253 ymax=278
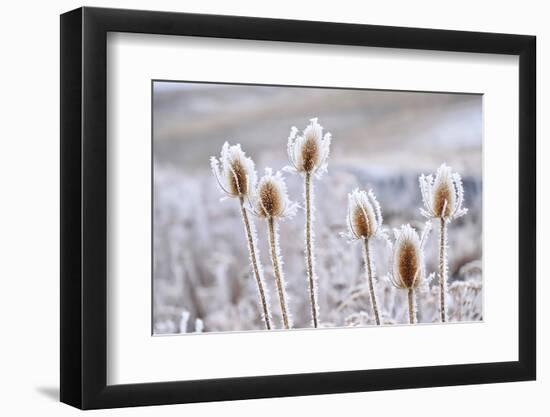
xmin=362 ymin=238 xmax=380 ymax=325
xmin=439 ymin=217 xmax=447 ymax=323
xmin=304 ymin=172 xmax=319 ymax=328
xmin=408 ymin=288 xmax=416 ymax=324
xmin=267 ymin=217 xmax=290 ymax=329
xmin=239 ymin=197 xmax=271 ymax=330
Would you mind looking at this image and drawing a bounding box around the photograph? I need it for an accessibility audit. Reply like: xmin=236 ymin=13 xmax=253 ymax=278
xmin=152 ymin=81 xmax=483 ymax=335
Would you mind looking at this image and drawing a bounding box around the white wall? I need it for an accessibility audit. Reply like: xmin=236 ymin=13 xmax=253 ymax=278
xmin=0 ymin=0 xmax=545 ymax=415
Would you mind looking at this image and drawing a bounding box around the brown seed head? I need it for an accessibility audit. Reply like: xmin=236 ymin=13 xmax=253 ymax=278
xmin=397 ymin=239 xmax=419 ymax=288
xmin=211 ymin=142 xmax=257 ymax=198
xmin=346 ymin=189 xmax=382 ymax=240
xmin=227 ymin=157 xmax=248 ymax=196
xmin=286 ymin=118 xmax=331 ymax=176
xmin=391 ymin=224 xmax=426 ymax=290
xmin=351 ymin=204 xmax=377 ymax=239
xmin=419 ymin=164 xmax=466 ymax=220
xmin=258 ymin=179 xmax=283 ymax=218
xmin=301 ymin=134 xmax=319 ymax=173
xmin=254 ymin=169 xmax=296 ymax=219
xmin=432 ymin=180 xmax=455 ymax=218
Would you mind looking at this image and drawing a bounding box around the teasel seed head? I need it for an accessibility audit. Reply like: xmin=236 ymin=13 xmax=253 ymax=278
xmin=389 ymin=223 xmax=431 ymax=290
xmin=285 ymin=117 xmax=331 ymax=178
xmin=344 ymin=188 xmax=387 ymax=241
xmin=419 ymin=163 xmax=468 ymax=221
xmin=210 ymin=142 xmax=257 ymax=198
xmin=252 ymin=168 xmax=297 ymax=219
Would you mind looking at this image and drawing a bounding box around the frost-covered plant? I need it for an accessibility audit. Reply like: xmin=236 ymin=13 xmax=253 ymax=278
xmin=250 ymin=168 xmax=297 ymax=329
xmin=179 ymin=310 xmax=204 ymax=333
xmin=388 ymin=223 xmax=431 ymax=324
xmin=210 ymin=142 xmax=272 ymax=329
xmin=156 ymin=162 xmax=482 ymax=333
xmin=448 ymin=279 xmax=483 ymax=322
xmin=343 ymin=189 xmax=388 ymax=325
xmin=285 ymin=118 xmax=331 ymax=328
xmin=344 ymin=311 xmax=371 ymax=327
xmin=419 ymin=163 xmax=468 ymax=322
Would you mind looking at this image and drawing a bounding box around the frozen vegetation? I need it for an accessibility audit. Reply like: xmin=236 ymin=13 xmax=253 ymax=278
xmin=153 ymin=163 xmax=482 ymax=333
xmin=152 ymin=83 xmax=483 ymax=334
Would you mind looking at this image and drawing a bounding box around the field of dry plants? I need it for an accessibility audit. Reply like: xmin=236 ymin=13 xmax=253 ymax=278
xmin=153 ymin=83 xmax=483 ymax=334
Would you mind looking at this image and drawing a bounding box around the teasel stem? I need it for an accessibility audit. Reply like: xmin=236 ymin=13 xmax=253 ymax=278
xmin=362 ymin=238 xmax=380 ymax=325
xmin=239 ymin=197 xmax=271 ymax=330
xmin=267 ymin=217 xmax=290 ymax=329
xmin=438 ymin=217 xmax=448 ymax=323
xmin=304 ymin=172 xmax=319 ymax=328
xmin=408 ymin=288 xmax=416 ymax=324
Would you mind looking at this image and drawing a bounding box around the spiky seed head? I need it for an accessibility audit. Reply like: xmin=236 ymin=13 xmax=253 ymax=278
xmin=351 ymin=196 xmax=377 ymax=239
xmin=345 ymin=189 xmax=384 ymax=240
xmin=210 ymin=142 xmax=257 ymax=198
xmin=301 ymin=121 xmax=322 ymax=172
xmin=419 ymin=163 xmax=468 ymax=220
xmin=391 ymin=224 xmax=425 ymax=290
xmin=432 ymin=165 xmax=457 ymax=218
xmin=254 ymin=168 xmax=297 ymax=219
xmin=228 ymin=157 xmax=248 ymax=196
xmin=258 ymin=177 xmax=283 ymax=218
xmin=285 ymin=118 xmax=331 ymax=177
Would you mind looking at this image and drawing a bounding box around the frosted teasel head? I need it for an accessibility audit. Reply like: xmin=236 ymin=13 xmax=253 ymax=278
xmin=344 ymin=189 xmax=386 ymax=241
xmin=251 ymin=168 xmax=297 ymax=219
xmin=285 ymin=117 xmax=331 ymax=177
xmin=419 ymin=163 xmax=468 ymax=220
xmin=389 ymin=223 xmax=431 ymax=290
xmin=210 ymin=142 xmax=257 ymax=198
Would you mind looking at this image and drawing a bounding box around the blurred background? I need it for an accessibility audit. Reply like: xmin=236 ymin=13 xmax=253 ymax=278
xmin=152 ymin=81 xmax=482 ymax=334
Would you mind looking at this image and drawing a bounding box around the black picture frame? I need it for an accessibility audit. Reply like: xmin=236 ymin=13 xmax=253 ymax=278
xmin=60 ymin=6 xmax=536 ymax=410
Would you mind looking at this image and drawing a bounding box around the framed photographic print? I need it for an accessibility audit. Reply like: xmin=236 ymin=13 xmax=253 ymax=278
xmin=60 ymin=6 xmax=536 ymax=410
